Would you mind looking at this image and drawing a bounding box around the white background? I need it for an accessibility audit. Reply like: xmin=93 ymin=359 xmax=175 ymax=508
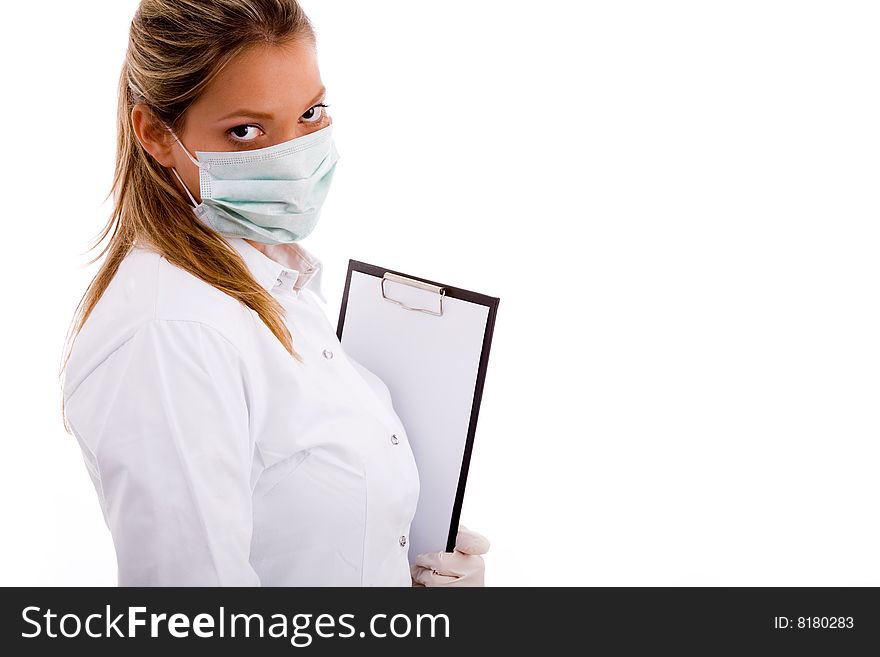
xmin=1 ymin=0 xmax=879 ymax=586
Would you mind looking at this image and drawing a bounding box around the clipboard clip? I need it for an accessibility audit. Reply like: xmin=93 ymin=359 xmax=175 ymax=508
xmin=381 ymin=272 xmax=445 ymax=316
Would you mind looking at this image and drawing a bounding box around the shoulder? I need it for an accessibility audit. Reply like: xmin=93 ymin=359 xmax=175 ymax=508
xmin=153 ymin=247 xmax=254 ymax=335
xmin=63 ymin=245 xmax=256 ymax=404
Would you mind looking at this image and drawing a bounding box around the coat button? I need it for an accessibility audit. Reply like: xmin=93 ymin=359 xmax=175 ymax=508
xmin=399 ymin=535 xmax=407 ymax=547
xmin=390 ymin=434 xmax=399 ymax=445
xmin=322 ymin=349 xmax=333 ymax=359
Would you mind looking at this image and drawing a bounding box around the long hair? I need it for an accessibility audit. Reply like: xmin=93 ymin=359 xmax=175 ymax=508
xmin=59 ymin=0 xmax=317 ymax=432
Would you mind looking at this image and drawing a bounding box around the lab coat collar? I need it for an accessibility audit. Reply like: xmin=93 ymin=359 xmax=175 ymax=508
xmin=221 ymin=235 xmax=327 ymax=304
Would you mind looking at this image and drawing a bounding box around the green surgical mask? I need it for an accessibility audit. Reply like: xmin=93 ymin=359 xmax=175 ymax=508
xmin=166 ymin=123 xmax=340 ymax=244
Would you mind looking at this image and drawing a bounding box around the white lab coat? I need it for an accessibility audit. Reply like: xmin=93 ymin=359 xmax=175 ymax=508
xmin=62 ymin=235 xmax=421 ymax=586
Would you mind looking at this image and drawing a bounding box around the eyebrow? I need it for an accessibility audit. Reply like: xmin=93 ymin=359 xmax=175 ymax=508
xmin=217 ymin=86 xmax=327 ymax=121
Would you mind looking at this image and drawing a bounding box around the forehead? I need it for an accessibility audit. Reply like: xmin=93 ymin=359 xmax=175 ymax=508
xmin=190 ymin=39 xmax=321 ymax=119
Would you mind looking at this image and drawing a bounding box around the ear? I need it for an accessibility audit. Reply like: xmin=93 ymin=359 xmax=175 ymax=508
xmin=131 ymin=103 xmax=176 ymax=167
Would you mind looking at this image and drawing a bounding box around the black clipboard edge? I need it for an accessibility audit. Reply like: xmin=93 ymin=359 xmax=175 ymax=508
xmin=336 ymin=259 xmax=500 ymax=553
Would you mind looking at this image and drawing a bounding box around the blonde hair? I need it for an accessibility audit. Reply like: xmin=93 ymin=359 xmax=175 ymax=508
xmin=60 ymin=0 xmax=317 ymax=432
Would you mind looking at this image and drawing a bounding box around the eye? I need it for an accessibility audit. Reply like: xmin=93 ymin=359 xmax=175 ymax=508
xmin=302 ymin=103 xmax=330 ymax=124
xmin=226 ymin=124 xmax=263 ymax=143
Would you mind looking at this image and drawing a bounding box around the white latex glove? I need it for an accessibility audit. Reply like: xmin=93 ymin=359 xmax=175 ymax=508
xmin=410 ymin=525 xmax=490 ymax=587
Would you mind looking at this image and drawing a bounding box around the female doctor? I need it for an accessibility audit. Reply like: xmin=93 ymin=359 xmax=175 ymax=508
xmin=59 ymin=0 xmax=489 ymax=587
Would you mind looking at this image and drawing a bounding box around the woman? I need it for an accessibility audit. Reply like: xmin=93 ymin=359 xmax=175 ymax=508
xmin=59 ymin=0 xmax=489 ymax=587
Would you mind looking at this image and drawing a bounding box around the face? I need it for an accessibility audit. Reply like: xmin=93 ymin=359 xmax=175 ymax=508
xmin=132 ymin=37 xmax=331 ymax=205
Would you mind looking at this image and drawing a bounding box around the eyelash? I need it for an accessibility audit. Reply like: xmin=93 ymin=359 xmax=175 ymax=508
xmin=224 ymin=103 xmax=331 ymax=146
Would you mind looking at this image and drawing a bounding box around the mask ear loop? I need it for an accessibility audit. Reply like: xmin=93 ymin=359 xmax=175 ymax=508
xmin=164 ymin=124 xmax=204 ymax=209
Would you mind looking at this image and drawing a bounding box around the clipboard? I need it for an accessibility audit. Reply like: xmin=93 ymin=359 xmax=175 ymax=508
xmin=336 ymin=260 xmax=500 ymax=561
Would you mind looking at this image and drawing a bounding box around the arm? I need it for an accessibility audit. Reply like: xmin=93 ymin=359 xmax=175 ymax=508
xmin=86 ymin=319 xmax=260 ymax=586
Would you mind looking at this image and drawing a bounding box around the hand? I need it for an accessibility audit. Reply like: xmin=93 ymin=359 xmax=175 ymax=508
xmin=410 ymin=525 xmax=490 ymax=587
